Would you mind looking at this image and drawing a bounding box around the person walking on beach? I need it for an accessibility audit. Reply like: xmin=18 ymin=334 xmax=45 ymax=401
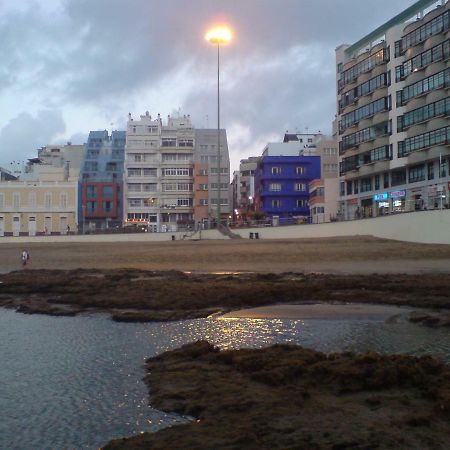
xmin=21 ymin=249 xmax=30 ymax=267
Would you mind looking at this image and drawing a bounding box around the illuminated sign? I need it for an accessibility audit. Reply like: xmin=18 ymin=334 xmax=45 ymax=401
xmin=389 ymin=190 xmax=406 ymax=198
xmin=373 ymin=193 xmax=388 ymax=201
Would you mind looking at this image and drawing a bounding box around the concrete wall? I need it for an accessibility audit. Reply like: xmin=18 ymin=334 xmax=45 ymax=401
xmin=234 ymin=209 xmax=450 ymax=244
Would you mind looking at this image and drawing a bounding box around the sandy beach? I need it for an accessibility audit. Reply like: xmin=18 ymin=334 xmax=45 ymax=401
xmin=1 ymin=235 xmax=450 ymax=274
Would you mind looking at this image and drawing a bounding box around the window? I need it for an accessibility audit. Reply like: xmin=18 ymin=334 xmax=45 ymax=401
xmin=162 ymin=153 xmax=177 ymax=161
xmin=307 ymin=138 xmax=313 ymax=143
xmin=178 ymin=139 xmax=194 ymax=147
xmin=103 ymin=186 xmax=113 ymax=197
xmin=340 ymin=182 xmax=345 ymax=196
xmin=398 ymin=97 xmax=450 ymax=132
xmin=324 ymin=164 xmax=338 ymax=173
xmin=13 ymin=192 xmax=20 ymax=208
xmin=142 ymin=183 xmax=157 ymax=192
xmin=354 ymin=180 xmax=359 ymax=194
xmin=383 ymin=172 xmax=389 ymax=189
xmin=143 ymin=168 xmax=157 ymax=177
xmin=162 ymin=183 xmax=177 ymax=192
xmin=177 ymin=198 xmax=192 ymax=207
xmin=271 ymin=167 xmax=281 ymax=175
xmin=103 ymin=201 xmax=112 ymax=213
xmin=161 ymin=138 xmax=176 ymax=147
xmin=198 ymin=183 xmax=208 ymax=190
xmin=106 ymin=162 xmax=117 ymax=172
xmin=128 ymin=168 xmax=141 ymax=177
xmin=296 ymin=199 xmax=308 ymax=208
xmin=296 ymin=166 xmax=306 ymax=175
xmin=346 ymin=181 xmax=352 ymax=195
xmin=199 ymin=169 xmax=208 ymax=176
xmin=375 ymin=175 xmax=380 ymax=191
xmin=398 ymin=126 xmax=450 ymax=157
xmin=210 ymin=183 xmax=228 ymax=189
xmin=360 ymin=177 xmax=372 ymax=192
xmin=339 ymin=96 xmax=390 ymax=132
xmin=199 ymin=199 xmax=208 ymax=206
xmin=60 ymin=192 xmax=68 ymax=208
xmin=428 ymin=162 xmax=435 ymax=180
xmin=28 ymin=192 xmax=36 ymax=208
xmin=128 ymin=198 xmax=142 ymax=207
xmin=295 ymin=183 xmax=306 ymax=191
xmin=128 ymin=184 xmax=141 ymax=192
xmin=441 ymin=158 xmax=448 ymax=177
xmin=391 ymin=169 xmax=406 ymax=186
xmin=87 ymin=186 xmax=97 ymax=198
xmin=271 ymin=199 xmax=281 ymax=208
xmin=163 ymin=168 xmax=191 ymax=176
xmin=408 ymin=164 xmax=425 ymax=183
xmin=340 ymin=121 xmax=391 ymax=153
xmin=87 ymin=201 xmax=96 ymax=213
xmin=177 ymin=183 xmax=193 ymax=191
xmin=44 ymin=192 xmax=52 ymax=208
xmin=269 ymin=183 xmax=282 ymax=191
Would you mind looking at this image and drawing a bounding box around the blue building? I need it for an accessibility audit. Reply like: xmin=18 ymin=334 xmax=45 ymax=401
xmin=255 ymin=140 xmax=321 ymax=222
xmin=79 ymin=130 xmax=126 ymax=231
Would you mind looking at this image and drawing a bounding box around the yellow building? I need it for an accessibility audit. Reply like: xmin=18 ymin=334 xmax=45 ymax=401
xmin=0 ymin=166 xmax=79 ymax=237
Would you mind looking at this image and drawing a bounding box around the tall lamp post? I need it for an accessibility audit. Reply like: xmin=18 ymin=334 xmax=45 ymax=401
xmin=205 ymin=26 xmax=232 ymax=226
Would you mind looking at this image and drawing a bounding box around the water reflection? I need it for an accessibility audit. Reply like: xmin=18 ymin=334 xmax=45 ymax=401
xmin=1 ymin=309 xmax=450 ymax=450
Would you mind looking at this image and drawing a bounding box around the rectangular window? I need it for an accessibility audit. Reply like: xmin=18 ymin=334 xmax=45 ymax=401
xmin=162 ymin=153 xmax=177 ymax=161
xmin=199 ymin=199 xmax=208 ymax=206
xmin=143 ymin=168 xmax=157 ymax=177
xmin=128 ymin=198 xmax=142 ymax=207
xmin=340 ymin=182 xmax=345 ymax=196
xmin=44 ymin=193 xmax=52 ymax=208
xmin=271 ymin=167 xmax=281 ymax=175
xmin=128 ymin=168 xmax=141 ymax=177
xmin=383 ymin=172 xmax=389 ymax=189
xmin=87 ymin=186 xmax=97 ymax=198
xmin=408 ymin=164 xmax=425 ymax=183
xmin=354 ymin=180 xmax=359 ymax=194
xmin=103 ymin=201 xmax=112 ymax=212
xmin=142 ymin=183 xmax=157 ymax=192
xmin=103 ymin=186 xmax=113 ymax=197
xmin=296 ymin=199 xmax=308 ymax=208
xmin=269 ymin=183 xmax=282 ymax=191
xmin=296 ymin=166 xmax=306 ymax=175
xmin=162 ymin=183 xmax=177 ymax=191
xmin=346 ymin=181 xmax=352 ymax=195
xmin=87 ymin=201 xmax=96 ymax=213
xmin=177 ymin=198 xmax=193 ymax=207
xmin=13 ymin=192 xmax=20 ymax=208
xmin=60 ymin=192 xmax=68 ymax=208
xmin=375 ymin=175 xmax=380 ymax=191
xmin=391 ymin=169 xmax=406 ymax=186
xmin=161 ymin=138 xmax=177 ymax=147
xmin=199 ymin=169 xmax=208 ymax=176
xmin=441 ymin=158 xmax=448 ymax=177
xmin=177 ymin=183 xmax=193 ymax=191
xmin=198 ymin=183 xmax=208 ymax=190
xmin=29 ymin=192 xmax=37 ymax=208
xmin=295 ymin=183 xmax=306 ymax=191
xmin=271 ymin=199 xmax=281 ymax=208
xmin=128 ymin=184 xmax=141 ymax=192
xmin=360 ymin=177 xmax=372 ymax=192
xmin=428 ymin=162 xmax=434 ymax=180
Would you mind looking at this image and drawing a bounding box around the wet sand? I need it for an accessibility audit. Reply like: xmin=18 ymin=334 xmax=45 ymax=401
xmin=220 ymin=303 xmax=415 ymax=321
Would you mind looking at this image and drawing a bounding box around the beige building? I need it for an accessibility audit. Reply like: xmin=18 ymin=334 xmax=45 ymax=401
xmin=336 ymin=0 xmax=450 ymax=220
xmin=0 ymin=144 xmax=83 ymax=237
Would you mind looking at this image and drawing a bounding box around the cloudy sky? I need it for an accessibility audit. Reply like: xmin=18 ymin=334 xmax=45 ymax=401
xmin=0 ymin=0 xmax=416 ymax=174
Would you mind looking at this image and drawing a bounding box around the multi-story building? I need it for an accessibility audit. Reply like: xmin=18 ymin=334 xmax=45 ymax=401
xmin=193 ymin=129 xmax=231 ymax=227
xmin=0 ymin=145 xmax=82 ymax=236
xmin=79 ymin=130 xmax=126 ymax=232
xmin=254 ymin=136 xmax=322 ymax=222
xmin=124 ymin=112 xmax=230 ymax=232
xmin=336 ymin=0 xmax=450 ymax=220
xmin=283 ymin=133 xmax=339 ymax=224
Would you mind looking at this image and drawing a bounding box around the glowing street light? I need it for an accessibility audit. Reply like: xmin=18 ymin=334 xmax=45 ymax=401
xmin=205 ymin=25 xmax=232 ymax=226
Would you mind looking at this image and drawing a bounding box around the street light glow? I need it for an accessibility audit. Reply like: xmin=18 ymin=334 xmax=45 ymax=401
xmin=205 ymin=26 xmax=232 ymax=44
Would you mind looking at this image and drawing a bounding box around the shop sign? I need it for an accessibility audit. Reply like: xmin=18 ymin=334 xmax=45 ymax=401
xmin=373 ymin=192 xmax=388 ymax=201
xmin=389 ymin=190 xmax=406 ymax=198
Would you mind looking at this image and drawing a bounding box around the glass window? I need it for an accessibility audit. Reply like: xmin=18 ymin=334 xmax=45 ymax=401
xmin=87 ymin=186 xmax=97 ymax=198
xmin=428 ymin=162 xmax=434 ymax=180
xmin=269 ymin=183 xmax=282 ymax=191
xmin=103 ymin=186 xmax=113 ymax=197
xmin=271 ymin=167 xmax=281 ymax=175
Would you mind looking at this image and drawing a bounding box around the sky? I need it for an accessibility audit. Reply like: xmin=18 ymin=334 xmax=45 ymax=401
xmin=0 ymin=0 xmax=416 ymax=176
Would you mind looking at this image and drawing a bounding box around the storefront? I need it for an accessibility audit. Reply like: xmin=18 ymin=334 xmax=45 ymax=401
xmin=373 ymin=190 xmax=406 ymax=215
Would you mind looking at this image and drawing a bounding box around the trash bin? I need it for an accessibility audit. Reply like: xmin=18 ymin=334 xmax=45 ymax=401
xmin=171 ymin=235 xmax=175 ymax=241
xmin=255 ymin=232 xmax=259 ymax=239
xmin=249 ymin=232 xmax=254 ymax=239
xmin=272 ymin=216 xmax=279 ymax=227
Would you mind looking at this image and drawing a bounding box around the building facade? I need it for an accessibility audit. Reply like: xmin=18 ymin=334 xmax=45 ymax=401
xmin=79 ymin=130 xmax=126 ymax=232
xmin=254 ymin=139 xmax=321 ymax=222
xmin=123 ymin=112 xmax=231 ymax=232
xmin=336 ymin=0 xmax=450 ymax=220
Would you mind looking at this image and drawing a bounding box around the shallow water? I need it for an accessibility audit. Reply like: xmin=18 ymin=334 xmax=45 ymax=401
xmin=0 ymin=308 xmax=449 ymax=449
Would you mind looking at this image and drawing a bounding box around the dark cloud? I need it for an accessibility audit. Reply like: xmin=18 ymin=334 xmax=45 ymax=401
xmin=0 ymin=0 xmax=418 ymax=169
xmin=0 ymin=110 xmax=66 ymax=165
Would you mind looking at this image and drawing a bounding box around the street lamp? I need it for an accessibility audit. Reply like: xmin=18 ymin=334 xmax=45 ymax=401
xmin=205 ymin=25 xmax=232 ymax=227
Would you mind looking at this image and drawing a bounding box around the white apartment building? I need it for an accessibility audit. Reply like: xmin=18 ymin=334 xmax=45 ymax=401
xmin=123 ymin=112 xmax=231 ymax=231
xmin=336 ymin=0 xmax=450 ymax=220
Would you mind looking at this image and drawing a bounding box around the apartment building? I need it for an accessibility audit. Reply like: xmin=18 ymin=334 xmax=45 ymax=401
xmin=0 ymin=145 xmax=82 ymax=236
xmin=254 ymin=136 xmax=322 ymax=222
xmin=79 ymin=130 xmax=126 ymax=231
xmin=193 ymin=129 xmax=231 ymax=226
xmin=124 ymin=112 xmax=231 ymax=232
xmin=336 ymin=0 xmax=450 ymax=220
